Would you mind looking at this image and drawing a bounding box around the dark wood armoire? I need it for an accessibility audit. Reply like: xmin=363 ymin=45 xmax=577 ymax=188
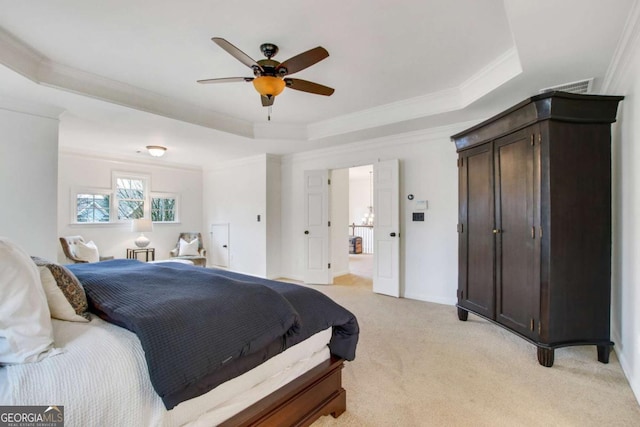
xmin=451 ymin=91 xmax=623 ymax=367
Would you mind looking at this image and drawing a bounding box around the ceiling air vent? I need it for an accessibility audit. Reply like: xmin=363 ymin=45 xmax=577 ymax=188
xmin=540 ymin=78 xmax=594 ymax=94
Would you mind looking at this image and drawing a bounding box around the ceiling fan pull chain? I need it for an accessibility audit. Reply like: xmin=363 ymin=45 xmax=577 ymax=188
xmin=268 ymin=105 xmax=272 ymax=121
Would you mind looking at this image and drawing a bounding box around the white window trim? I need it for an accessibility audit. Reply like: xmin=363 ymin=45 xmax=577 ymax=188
xmin=70 ymin=187 xmax=113 ymax=225
xmin=112 ymin=171 xmax=151 ymax=222
xmin=151 ymin=192 xmax=181 ymax=223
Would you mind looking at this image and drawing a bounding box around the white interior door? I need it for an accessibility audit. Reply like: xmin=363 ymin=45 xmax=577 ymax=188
xmin=303 ymin=169 xmax=331 ymax=284
xmin=209 ymin=223 xmax=229 ymax=268
xmin=373 ymin=159 xmax=400 ymax=297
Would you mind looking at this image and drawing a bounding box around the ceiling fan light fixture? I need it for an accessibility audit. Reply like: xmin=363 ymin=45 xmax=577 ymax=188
xmin=146 ymin=145 xmax=167 ymax=157
xmin=253 ymin=76 xmax=285 ymax=97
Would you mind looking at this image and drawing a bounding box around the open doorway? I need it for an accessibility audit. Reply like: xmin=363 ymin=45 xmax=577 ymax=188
xmin=307 ymin=161 xmax=397 ymax=293
xmin=347 ymin=165 xmax=374 ymax=279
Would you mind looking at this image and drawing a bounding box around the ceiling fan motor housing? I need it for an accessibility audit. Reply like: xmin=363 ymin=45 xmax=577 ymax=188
xmin=260 ymin=43 xmax=279 ymax=59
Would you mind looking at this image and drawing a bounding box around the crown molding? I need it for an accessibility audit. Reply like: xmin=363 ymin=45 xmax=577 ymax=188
xmin=307 ymin=87 xmax=462 ymax=141
xmin=602 ymin=0 xmax=640 ymax=94
xmin=0 ymin=27 xmax=44 ymax=80
xmin=253 ymin=122 xmax=307 ymax=140
xmin=0 ymin=28 xmax=255 ymax=138
xmin=459 ymin=47 xmax=522 ymax=105
xmin=38 ymin=61 xmax=255 ymax=138
xmin=307 ymin=47 xmax=521 ymax=141
xmin=0 ymin=94 xmax=64 ymax=120
xmin=283 ymin=120 xmax=478 ymax=165
xmin=0 ymin=26 xmax=519 ymax=142
xmin=59 ymin=148 xmax=203 ymax=172
xmin=204 ymin=152 xmax=271 ymax=172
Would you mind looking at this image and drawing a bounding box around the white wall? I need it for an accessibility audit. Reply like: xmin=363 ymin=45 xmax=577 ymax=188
xmin=280 ymin=125 xmax=464 ymax=304
xmin=0 ymin=106 xmax=59 ymax=259
xmin=605 ymin=5 xmax=640 ymax=403
xmin=57 ymin=152 xmax=203 ymax=263
xmin=203 ymin=154 xmax=268 ymax=277
xmin=330 ymin=168 xmax=350 ymax=277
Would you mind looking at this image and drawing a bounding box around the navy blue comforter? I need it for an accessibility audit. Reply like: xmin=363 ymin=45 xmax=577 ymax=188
xmin=67 ymin=260 xmax=358 ymax=409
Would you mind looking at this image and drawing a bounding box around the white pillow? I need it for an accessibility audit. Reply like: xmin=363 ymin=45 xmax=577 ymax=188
xmin=0 ymin=237 xmax=58 ymax=364
xmin=73 ymin=240 xmax=100 ymax=263
xmin=178 ymin=238 xmax=199 ymax=256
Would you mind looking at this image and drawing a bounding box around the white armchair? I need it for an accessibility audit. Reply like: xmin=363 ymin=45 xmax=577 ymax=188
xmin=170 ymin=232 xmax=207 ymax=267
xmin=59 ymin=236 xmax=113 ymax=263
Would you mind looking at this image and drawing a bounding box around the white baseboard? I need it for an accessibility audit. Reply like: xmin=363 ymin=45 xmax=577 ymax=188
xmin=403 ymin=292 xmax=456 ymax=306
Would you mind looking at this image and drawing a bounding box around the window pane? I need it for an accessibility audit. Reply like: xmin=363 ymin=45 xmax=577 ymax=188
xmin=116 ymin=176 xmax=146 ymax=220
xmin=76 ymin=194 xmax=110 ymax=223
xmin=151 ymin=197 xmax=176 ymax=222
xmin=116 ymin=178 xmax=144 ymax=199
xmin=118 ymin=200 xmax=144 ymax=220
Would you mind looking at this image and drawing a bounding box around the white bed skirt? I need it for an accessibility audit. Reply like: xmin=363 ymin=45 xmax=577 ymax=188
xmin=0 ymin=316 xmax=331 ymax=426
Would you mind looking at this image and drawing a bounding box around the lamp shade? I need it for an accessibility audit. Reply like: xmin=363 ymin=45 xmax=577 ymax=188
xmin=131 ymin=218 xmax=153 ymax=233
xmin=252 ymin=76 xmax=286 ymax=97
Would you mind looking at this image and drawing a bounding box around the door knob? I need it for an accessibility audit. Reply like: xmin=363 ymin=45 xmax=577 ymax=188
xmin=304 ymin=230 xmax=309 ymax=235
xmin=390 ymin=232 xmax=396 ymax=237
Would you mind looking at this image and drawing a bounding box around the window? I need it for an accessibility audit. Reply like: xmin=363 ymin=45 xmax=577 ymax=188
xmin=113 ymin=173 xmax=149 ymax=221
xmin=70 ymin=173 xmax=180 ymax=225
xmin=75 ymin=192 xmax=111 ymax=223
xmin=151 ymin=193 xmax=179 ymax=222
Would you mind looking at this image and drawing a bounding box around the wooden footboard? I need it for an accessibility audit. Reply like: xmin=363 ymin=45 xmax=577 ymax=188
xmin=219 ymin=356 xmax=346 ymax=427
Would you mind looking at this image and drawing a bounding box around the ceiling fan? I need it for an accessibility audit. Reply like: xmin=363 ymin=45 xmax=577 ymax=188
xmin=197 ymin=37 xmax=334 ymax=110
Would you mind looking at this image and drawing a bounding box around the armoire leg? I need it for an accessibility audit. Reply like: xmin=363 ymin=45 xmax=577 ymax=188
xmin=597 ymin=345 xmax=611 ymax=364
xmin=537 ymin=347 xmax=554 ymax=367
xmin=457 ymin=307 xmax=468 ymax=321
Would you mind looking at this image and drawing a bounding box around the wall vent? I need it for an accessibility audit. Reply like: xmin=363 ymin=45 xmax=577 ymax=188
xmin=540 ymin=78 xmax=594 ymax=94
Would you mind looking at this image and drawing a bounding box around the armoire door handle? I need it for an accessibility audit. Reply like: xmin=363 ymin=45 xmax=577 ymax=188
xmin=493 ymin=229 xmax=502 ymax=234
xmin=390 ymin=232 xmax=396 ymax=237
xmin=304 ymin=230 xmax=309 ymax=235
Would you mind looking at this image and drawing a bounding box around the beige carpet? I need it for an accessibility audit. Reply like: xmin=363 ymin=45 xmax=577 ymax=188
xmin=302 ymin=274 xmax=640 ymax=427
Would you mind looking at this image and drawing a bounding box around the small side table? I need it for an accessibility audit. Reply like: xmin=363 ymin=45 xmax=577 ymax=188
xmin=126 ymin=247 xmax=155 ymax=262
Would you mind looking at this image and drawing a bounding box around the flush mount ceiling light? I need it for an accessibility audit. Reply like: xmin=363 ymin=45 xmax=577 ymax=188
xmin=146 ymin=145 xmax=167 ymax=157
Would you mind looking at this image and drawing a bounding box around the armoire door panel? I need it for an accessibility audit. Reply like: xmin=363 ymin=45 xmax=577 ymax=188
xmin=459 ymin=144 xmax=494 ymax=318
xmin=494 ymin=130 xmax=537 ymax=338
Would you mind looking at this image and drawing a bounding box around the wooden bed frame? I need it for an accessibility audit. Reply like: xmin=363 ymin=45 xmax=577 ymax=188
xmin=220 ymin=357 xmax=346 ymax=426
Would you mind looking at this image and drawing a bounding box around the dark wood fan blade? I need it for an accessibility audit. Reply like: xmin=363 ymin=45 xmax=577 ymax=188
xmin=285 ymin=78 xmax=334 ymax=96
xmin=261 ymin=95 xmax=274 ymax=107
xmin=277 ymin=47 xmax=329 ymax=75
xmin=212 ymin=37 xmax=262 ymax=71
xmin=197 ymin=77 xmax=254 ymax=84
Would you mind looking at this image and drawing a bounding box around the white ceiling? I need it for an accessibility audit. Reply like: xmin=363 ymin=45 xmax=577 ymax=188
xmin=0 ymin=0 xmax=635 ymax=166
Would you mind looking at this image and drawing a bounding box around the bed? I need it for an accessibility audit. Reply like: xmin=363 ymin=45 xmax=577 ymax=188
xmin=0 ymin=241 xmax=358 ymax=427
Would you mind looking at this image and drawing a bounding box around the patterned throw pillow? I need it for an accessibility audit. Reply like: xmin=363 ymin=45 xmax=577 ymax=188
xmin=31 ymin=257 xmax=90 ymax=322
